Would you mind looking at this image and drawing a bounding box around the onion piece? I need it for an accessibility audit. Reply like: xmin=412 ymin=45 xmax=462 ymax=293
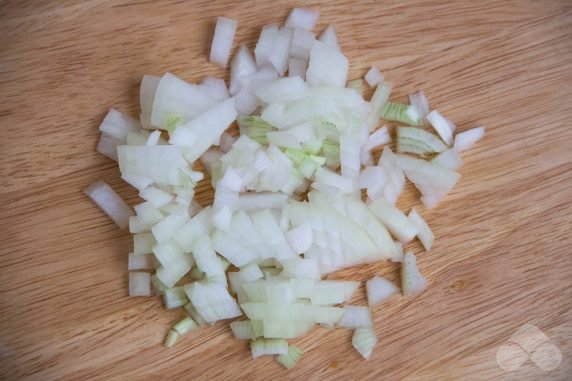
xmin=366 ymin=81 xmax=393 ymax=131
xmin=352 ymin=328 xmax=377 ymax=360
xmin=368 ymin=198 xmax=418 ymax=242
xmin=288 ymin=57 xmax=308 ymax=80
xmin=396 ymin=126 xmax=448 ymax=156
xmin=230 ymin=320 xmax=263 ymax=340
xmin=129 ymin=272 xmax=151 ymax=296
xmin=133 ymin=232 xmax=156 ymax=255
xmin=306 ymin=41 xmax=349 ymax=88
xmin=381 ymin=102 xmax=423 ymax=126
xmin=210 ymin=17 xmax=238 ymax=68
xmin=140 ymin=75 xmax=161 ymax=129
xmin=364 ymin=67 xmax=384 ymax=87
xmin=317 ymin=24 xmax=338 ymax=49
xmin=408 ymin=208 xmax=434 ymax=251
xmin=84 ymin=181 xmax=134 ymax=229
xmin=340 ymin=134 xmax=361 ymax=180
xmin=431 ymin=148 xmax=463 ymax=169
xmin=347 ymin=79 xmax=363 ymax=94
xmin=401 ymin=251 xmax=428 ymax=295
xmin=408 ymin=90 xmax=430 ymax=125
xmin=230 ymin=45 xmax=258 ymax=95
xmin=97 ymin=133 xmax=122 ymax=162
xmin=162 ymin=286 xmax=188 ymax=309
xmin=251 ymin=338 xmax=288 ymax=358
xmin=99 ymin=109 xmax=141 ymax=141
xmin=280 ymin=257 xmax=320 ymax=279
xmin=276 ymin=345 xmax=304 ymax=369
xmin=199 ymin=76 xmax=230 ymax=101
xmin=184 ymin=281 xmax=242 ymax=323
xmin=290 ymin=28 xmax=316 ymax=60
xmin=366 ymin=276 xmax=399 ymax=306
xmin=310 ymin=280 xmax=360 ymax=305
xmin=337 ymin=306 xmax=373 ymax=329
xmin=454 ymin=127 xmax=485 ymax=152
xmin=285 ymin=8 xmax=319 ymax=31
xmin=427 ymin=110 xmax=455 ymax=145
xmin=285 ymin=225 xmax=313 ymax=255
xmin=128 ymin=253 xmax=155 ymax=270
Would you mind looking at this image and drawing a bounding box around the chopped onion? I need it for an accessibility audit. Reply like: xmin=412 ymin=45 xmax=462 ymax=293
xmin=99 ymin=109 xmax=141 ymax=141
xmin=408 ymin=208 xmax=434 ymax=251
xmin=454 ymin=127 xmax=485 ymax=152
xmin=140 ymin=75 xmax=161 ymax=129
xmin=128 ymin=253 xmax=155 ymax=270
xmin=431 ymin=148 xmax=463 ymax=169
xmin=427 ymin=110 xmax=455 ymax=145
xmin=369 ymin=198 xmax=418 ymax=242
xmin=401 ymin=251 xmax=427 ymax=295
xmin=366 ymin=81 xmax=393 ymax=131
xmin=162 ymin=286 xmax=188 ymax=309
xmin=285 ymin=8 xmax=319 ymax=31
xmin=84 ymin=181 xmax=134 ymax=229
xmin=366 ymin=276 xmax=399 ymax=306
xmin=352 ymin=328 xmax=377 ymax=360
xmin=285 ymin=224 xmax=313 ymax=255
xmin=408 ymin=90 xmax=429 ymax=125
xmin=230 ymin=320 xmax=263 ymax=340
xmin=288 ymin=57 xmax=308 ymax=80
xmin=306 ymin=41 xmax=348 ymax=87
xmin=276 ymin=345 xmax=304 ymax=369
xmin=210 ymin=17 xmax=238 ymax=68
xmin=251 ymin=338 xmax=288 ymax=358
xmin=364 ymin=67 xmax=384 ymax=87
xmin=290 ymin=28 xmax=316 ymax=60
xmin=317 ymin=24 xmax=338 ymax=49
xmin=129 ymin=272 xmax=151 ymax=296
xmin=397 ymin=126 xmax=448 ymax=156
xmin=381 ymin=102 xmax=422 ymax=126
xmin=337 ymin=306 xmax=372 ymax=329
xmin=97 ymin=133 xmax=121 ymax=161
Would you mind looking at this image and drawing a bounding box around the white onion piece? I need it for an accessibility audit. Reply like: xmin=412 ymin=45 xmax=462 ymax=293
xmin=185 ymin=281 xmax=242 ymax=323
xmin=288 ymin=57 xmax=308 ymax=79
xmin=427 ymin=110 xmax=455 ymax=145
xmin=306 ymin=41 xmax=348 ymax=87
xmin=99 ymin=109 xmax=141 ymax=141
xmin=408 ymin=90 xmax=430 ymax=125
xmin=128 ymin=253 xmax=155 ymax=270
xmin=352 ymin=328 xmax=377 ymax=360
xmin=290 ymin=28 xmax=316 ymax=60
xmin=230 ymin=320 xmax=263 ymax=340
xmin=310 ymin=280 xmax=360 ymax=305
xmin=366 ymin=276 xmax=399 ymax=306
xmin=230 ymin=45 xmax=258 ymax=95
xmin=314 ymin=167 xmax=355 ymax=194
xmin=285 ymin=224 xmax=313 ymax=255
xmin=251 ymin=338 xmax=288 ymax=358
xmin=280 ymin=257 xmax=320 ymax=279
xmin=369 ymin=198 xmax=418 ymax=242
xmin=276 ymin=345 xmax=304 ymax=369
xmin=365 ymin=126 xmax=391 ymax=151
xmin=84 ymin=181 xmax=134 ymax=229
xmin=238 ymin=192 xmax=289 ymax=210
xmin=366 ymin=81 xmax=393 ymax=131
xmin=270 ymin=27 xmax=293 ymax=76
xmin=210 ymin=17 xmax=238 ymax=68
xmin=254 ymin=24 xmax=279 ymax=68
xmin=97 ymin=133 xmax=121 ymax=161
xmin=392 ymin=241 xmax=404 ymax=263
xmin=318 ymin=24 xmax=338 ymax=49
xmin=401 ymin=251 xmax=428 ymax=295
xmin=199 ymin=76 xmax=230 ymax=101
xmin=200 ymin=148 xmax=224 ymax=175
xmin=126 ymin=130 xmax=151 ymax=146
xmin=129 ymin=272 xmax=151 ymax=296
xmin=377 ymin=147 xmax=405 ymax=205
xmin=134 ymin=202 xmax=164 ymax=226
xmin=431 ymin=148 xmax=463 ymax=169
xmin=408 ymin=208 xmax=434 ymax=251
xmin=133 ymin=232 xmax=156 ymax=255
xmin=337 ymin=306 xmax=373 ymax=329
xmin=151 ymin=73 xmax=218 ymax=130
xmin=169 ymin=98 xmax=238 ymax=162
xmin=340 ymin=134 xmax=361 ymax=180
xmin=255 ymin=76 xmax=308 ymax=104
xmin=145 ymin=130 xmax=162 ymax=146
xmin=454 ymin=127 xmax=485 ymax=152
xmin=140 ymin=75 xmax=161 ymax=129
xmin=239 ymin=263 xmax=264 ymax=282
xmin=364 ymin=67 xmax=384 ymax=87
xmin=152 ymin=213 xmax=190 ymax=244
xmin=140 ymin=186 xmax=173 ymax=209
xmin=396 ymin=154 xmax=460 ymax=209
xmin=285 ymin=8 xmax=319 ymax=31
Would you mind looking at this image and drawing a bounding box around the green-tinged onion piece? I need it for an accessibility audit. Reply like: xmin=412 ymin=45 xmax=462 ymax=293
xmin=230 ymin=320 xmax=264 ymax=340
xmin=237 ymin=115 xmax=273 ymax=144
xmin=397 ymin=127 xmax=448 ymax=156
xmin=381 ymin=102 xmax=423 ymax=126
xmin=162 ymin=287 xmax=188 ymax=309
xmin=352 ymin=327 xmax=377 ymax=360
xmin=251 ymin=338 xmax=288 ymax=358
xmin=164 ymin=329 xmax=180 ymax=348
xmin=276 ymin=345 xmax=304 ymax=369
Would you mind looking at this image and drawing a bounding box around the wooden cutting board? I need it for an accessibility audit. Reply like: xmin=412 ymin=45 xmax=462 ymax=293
xmin=1 ymin=1 xmax=571 ymax=380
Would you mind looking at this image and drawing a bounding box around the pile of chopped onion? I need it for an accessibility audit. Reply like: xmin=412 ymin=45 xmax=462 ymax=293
xmin=85 ymin=7 xmax=484 ymax=369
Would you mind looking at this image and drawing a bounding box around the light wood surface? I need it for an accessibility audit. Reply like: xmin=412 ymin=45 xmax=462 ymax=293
xmin=1 ymin=1 xmax=571 ymax=380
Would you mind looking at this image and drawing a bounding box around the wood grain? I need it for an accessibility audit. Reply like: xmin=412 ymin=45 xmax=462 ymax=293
xmin=1 ymin=1 xmax=571 ymax=380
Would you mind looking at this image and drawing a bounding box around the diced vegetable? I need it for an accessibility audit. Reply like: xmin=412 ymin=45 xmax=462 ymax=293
xmin=352 ymin=328 xmax=377 ymax=360
xmin=84 ymin=181 xmax=134 ymax=229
